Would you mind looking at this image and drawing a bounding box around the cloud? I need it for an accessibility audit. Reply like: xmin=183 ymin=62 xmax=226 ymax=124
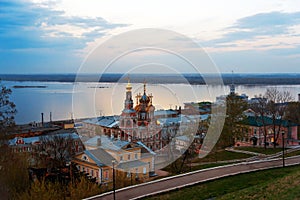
xmin=200 ymin=11 xmax=300 ymax=55
xmin=0 ymin=0 xmax=126 ymax=50
xmin=0 ymin=0 xmax=127 ymax=73
xmin=228 ymin=11 xmax=300 ymax=37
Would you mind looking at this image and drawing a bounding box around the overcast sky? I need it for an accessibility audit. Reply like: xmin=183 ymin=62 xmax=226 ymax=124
xmin=1 ymin=0 xmax=300 ymax=74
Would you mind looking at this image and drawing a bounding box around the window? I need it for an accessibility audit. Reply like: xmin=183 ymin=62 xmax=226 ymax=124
xmin=127 ymin=171 xmax=131 ymax=178
xmin=104 ymin=170 xmax=109 ymax=180
xmin=128 ymin=154 xmax=131 ymax=160
xmin=82 ymin=155 xmax=89 ymax=161
xmin=143 ymin=167 xmax=147 ymax=175
xmin=91 ymin=169 xmax=94 ymax=177
xmin=135 ymin=153 xmax=138 ymax=159
xmin=120 ymin=156 xmax=123 ymax=161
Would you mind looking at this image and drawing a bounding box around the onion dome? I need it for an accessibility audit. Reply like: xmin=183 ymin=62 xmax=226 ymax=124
xmin=139 ymin=82 xmax=150 ymax=103
xmin=126 ymin=78 xmax=132 ymax=91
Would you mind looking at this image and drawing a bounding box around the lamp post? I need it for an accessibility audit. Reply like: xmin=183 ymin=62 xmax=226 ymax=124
xmin=148 ymin=162 xmax=151 ymax=177
xmin=282 ymin=130 xmax=285 ymax=167
xmin=112 ymin=160 xmax=116 ymax=200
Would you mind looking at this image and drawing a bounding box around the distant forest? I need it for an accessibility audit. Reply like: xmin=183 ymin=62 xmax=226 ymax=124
xmin=1 ymin=73 xmax=300 ymax=85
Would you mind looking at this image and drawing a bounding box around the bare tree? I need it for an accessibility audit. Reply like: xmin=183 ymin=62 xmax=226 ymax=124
xmin=37 ymin=135 xmax=76 ymax=169
xmin=265 ymin=88 xmax=293 ymax=148
xmin=251 ymin=89 xmax=294 ymax=149
xmin=249 ymin=94 xmax=269 ymax=149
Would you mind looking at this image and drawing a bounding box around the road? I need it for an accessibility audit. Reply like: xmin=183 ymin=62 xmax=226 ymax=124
xmin=86 ymin=156 xmax=300 ymax=200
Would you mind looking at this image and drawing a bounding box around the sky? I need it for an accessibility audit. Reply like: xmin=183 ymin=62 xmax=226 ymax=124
xmin=1 ymin=0 xmax=300 ymax=74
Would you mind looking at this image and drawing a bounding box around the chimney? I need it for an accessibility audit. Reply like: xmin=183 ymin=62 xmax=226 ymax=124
xmin=41 ymin=113 xmax=44 ymax=126
xmin=50 ymin=112 xmax=52 ymax=123
xmin=97 ymin=137 xmax=101 ymax=146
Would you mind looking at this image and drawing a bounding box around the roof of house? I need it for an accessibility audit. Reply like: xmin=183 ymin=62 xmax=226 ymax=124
xmin=83 ymin=116 xmax=119 ymax=128
xmin=9 ymin=132 xmax=80 ymax=146
xmin=240 ymin=116 xmax=298 ymax=127
xmin=157 ymin=115 xmax=190 ymax=125
xmin=84 ymin=135 xmax=139 ymax=151
xmin=83 ymin=148 xmax=115 ymax=167
xmin=137 ymin=141 xmax=156 ymax=155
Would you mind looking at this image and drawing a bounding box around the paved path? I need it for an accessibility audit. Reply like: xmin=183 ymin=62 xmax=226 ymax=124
xmin=86 ymin=156 xmax=300 ymax=200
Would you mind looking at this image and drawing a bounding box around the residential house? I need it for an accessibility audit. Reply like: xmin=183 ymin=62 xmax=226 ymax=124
xmin=9 ymin=132 xmax=84 ymax=154
xmin=236 ymin=116 xmax=299 ymax=147
xmin=72 ymin=135 xmax=155 ymax=184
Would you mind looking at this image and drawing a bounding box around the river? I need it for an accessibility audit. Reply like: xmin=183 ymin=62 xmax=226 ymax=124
xmin=2 ymin=81 xmax=300 ymax=124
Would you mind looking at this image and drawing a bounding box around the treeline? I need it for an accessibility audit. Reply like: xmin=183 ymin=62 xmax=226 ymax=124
xmin=2 ymin=73 xmax=300 ymax=85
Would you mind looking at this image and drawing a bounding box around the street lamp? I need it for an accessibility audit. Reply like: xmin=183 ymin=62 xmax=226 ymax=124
xmin=282 ymin=130 xmax=285 ymax=167
xmin=112 ymin=160 xmax=116 ymax=200
xmin=148 ymin=162 xmax=151 ymax=177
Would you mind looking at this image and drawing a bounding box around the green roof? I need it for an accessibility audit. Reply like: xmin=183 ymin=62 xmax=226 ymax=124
xmin=240 ymin=116 xmax=298 ymax=127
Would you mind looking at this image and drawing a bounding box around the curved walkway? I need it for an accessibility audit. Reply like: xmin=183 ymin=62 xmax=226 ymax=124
xmin=85 ymin=156 xmax=300 ymax=200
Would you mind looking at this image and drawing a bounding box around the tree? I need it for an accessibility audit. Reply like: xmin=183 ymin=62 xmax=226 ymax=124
xmin=285 ymin=102 xmax=300 ymax=124
xmin=251 ymin=89 xmax=294 ymax=149
xmin=265 ymin=88 xmax=293 ymax=148
xmin=0 ymin=81 xmax=25 ymax=199
xmin=37 ymin=135 xmax=76 ymax=169
xmin=218 ymin=94 xmax=247 ymax=148
xmin=249 ymin=94 xmax=269 ymax=149
xmin=0 ymin=81 xmax=17 ymax=140
xmin=283 ymin=101 xmax=300 ymax=140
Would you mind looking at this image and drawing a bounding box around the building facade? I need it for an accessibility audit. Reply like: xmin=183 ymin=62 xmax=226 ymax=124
xmin=236 ymin=116 xmax=299 ymax=147
xmin=72 ymin=135 xmax=155 ymax=185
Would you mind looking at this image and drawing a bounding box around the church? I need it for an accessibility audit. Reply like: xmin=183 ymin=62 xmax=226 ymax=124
xmin=119 ymin=80 xmax=163 ymax=150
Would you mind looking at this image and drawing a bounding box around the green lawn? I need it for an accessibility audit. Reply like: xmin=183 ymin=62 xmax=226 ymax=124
xmin=285 ymin=149 xmax=300 ymax=157
xmin=146 ymin=165 xmax=300 ymax=200
xmin=193 ymin=150 xmax=252 ymax=163
xmin=235 ymin=146 xmax=283 ymax=155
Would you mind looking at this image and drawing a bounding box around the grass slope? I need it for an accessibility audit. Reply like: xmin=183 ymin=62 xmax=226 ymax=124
xmin=147 ymin=165 xmax=300 ymax=200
